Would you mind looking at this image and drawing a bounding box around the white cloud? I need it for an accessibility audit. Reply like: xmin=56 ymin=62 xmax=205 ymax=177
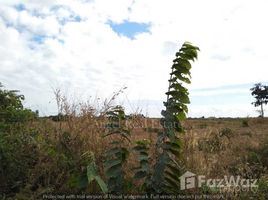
xmin=18 ymin=11 xmax=59 ymax=35
xmin=0 ymin=5 xmax=18 ymax=22
xmin=0 ymin=0 xmax=268 ymax=117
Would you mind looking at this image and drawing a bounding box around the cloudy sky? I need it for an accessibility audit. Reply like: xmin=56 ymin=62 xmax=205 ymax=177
xmin=0 ymin=0 xmax=268 ymax=117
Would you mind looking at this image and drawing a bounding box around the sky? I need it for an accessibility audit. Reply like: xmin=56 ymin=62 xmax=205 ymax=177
xmin=0 ymin=0 xmax=268 ymax=118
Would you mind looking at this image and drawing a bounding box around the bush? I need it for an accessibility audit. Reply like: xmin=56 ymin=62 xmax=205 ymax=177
xmin=257 ymin=176 xmax=268 ymax=200
xmin=0 ymin=83 xmax=37 ymax=125
xmin=219 ymin=127 xmax=234 ymax=139
xmin=0 ymin=83 xmax=39 ymax=197
xmin=241 ymin=119 xmax=249 ymax=127
xmin=198 ymin=132 xmax=226 ymax=152
xmin=228 ymin=138 xmax=268 ymax=180
xmin=0 ymin=127 xmax=38 ymax=195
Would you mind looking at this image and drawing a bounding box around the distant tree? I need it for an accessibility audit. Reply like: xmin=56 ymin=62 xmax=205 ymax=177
xmin=250 ymin=83 xmax=268 ymax=117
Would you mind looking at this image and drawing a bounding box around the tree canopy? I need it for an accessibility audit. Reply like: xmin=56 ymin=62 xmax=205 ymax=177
xmin=0 ymin=83 xmax=37 ymax=124
xmin=250 ymin=83 xmax=268 ymax=117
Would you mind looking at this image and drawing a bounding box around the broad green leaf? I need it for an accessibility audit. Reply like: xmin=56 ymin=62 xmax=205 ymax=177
xmin=164 ymin=176 xmax=179 ymax=190
xmin=95 ymin=176 xmax=108 ymax=193
xmin=172 ymin=72 xmax=191 ymax=84
xmin=77 ymin=174 xmax=88 ymax=189
xmin=165 ymin=90 xmax=190 ymax=104
xmin=104 ymin=147 xmax=121 ymax=157
xmin=87 ymin=163 xmax=97 ymax=183
xmin=105 ymin=163 xmax=122 ymax=178
xmin=104 ymin=159 xmax=121 ymax=169
xmin=173 ymin=58 xmax=191 ymax=69
xmin=176 ymin=111 xmax=187 ymax=120
xmin=169 ymin=83 xmax=188 ymax=94
xmin=166 ymin=163 xmax=181 ymax=175
xmin=165 ymin=170 xmax=180 ymax=182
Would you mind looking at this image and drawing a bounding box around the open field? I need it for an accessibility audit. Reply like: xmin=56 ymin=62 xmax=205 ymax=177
xmin=1 ymin=114 xmax=268 ymax=199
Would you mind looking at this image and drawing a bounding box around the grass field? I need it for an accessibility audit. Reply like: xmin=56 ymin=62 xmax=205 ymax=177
xmin=2 ymin=113 xmax=268 ymax=199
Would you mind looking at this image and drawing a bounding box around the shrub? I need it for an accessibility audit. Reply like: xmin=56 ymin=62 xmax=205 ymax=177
xmin=241 ymin=118 xmax=249 ymax=127
xmin=0 ymin=83 xmax=38 ymax=196
xmin=0 ymin=127 xmax=38 ymax=195
xmin=198 ymin=132 xmax=226 ymax=152
xmin=257 ymin=176 xmax=268 ymax=200
xmin=228 ymin=139 xmax=268 ymax=180
xmin=219 ymin=127 xmax=234 ymax=139
xmin=0 ymin=83 xmax=37 ymax=125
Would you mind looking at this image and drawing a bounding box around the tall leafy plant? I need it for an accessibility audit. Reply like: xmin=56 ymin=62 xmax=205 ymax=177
xmin=103 ymin=106 xmax=131 ymax=193
xmin=151 ymin=42 xmax=199 ymax=193
xmin=103 ymin=42 xmax=199 ymax=194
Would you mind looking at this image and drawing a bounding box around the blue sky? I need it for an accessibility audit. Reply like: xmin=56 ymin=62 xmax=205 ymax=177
xmin=109 ymin=21 xmax=151 ymax=39
xmin=0 ymin=0 xmax=268 ymax=117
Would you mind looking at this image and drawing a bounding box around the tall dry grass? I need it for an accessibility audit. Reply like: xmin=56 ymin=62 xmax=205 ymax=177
xmin=2 ymin=89 xmax=268 ymax=199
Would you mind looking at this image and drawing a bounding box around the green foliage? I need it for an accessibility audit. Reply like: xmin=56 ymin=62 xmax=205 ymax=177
xmin=0 ymin=83 xmax=24 ymax=109
xmin=101 ymin=42 xmax=199 ymax=194
xmin=103 ymin=106 xmax=130 ymax=193
xmin=86 ymin=153 xmax=108 ymax=193
xmin=133 ymin=139 xmax=151 ymax=191
xmin=0 ymin=83 xmax=37 ymax=125
xmin=257 ymin=176 xmax=268 ymax=200
xmin=250 ymin=83 xmax=268 ymax=117
xmin=152 ymin=42 xmax=199 ymax=193
xmin=0 ymin=83 xmax=39 ymax=196
xmin=0 ymin=127 xmax=38 ymax=195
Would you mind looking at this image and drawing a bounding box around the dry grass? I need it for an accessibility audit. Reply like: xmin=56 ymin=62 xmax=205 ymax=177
xmin=44 ymin=90 xmax=268 ymax=181
xmin=37 ymin=112 xmax=268 ymax=180
xmin=6 ymin=90 xmax=267 ymax=198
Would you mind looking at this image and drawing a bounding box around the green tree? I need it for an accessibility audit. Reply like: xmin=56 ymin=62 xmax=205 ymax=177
xmin=250 ymin=83 xmax=268 ymax=118
xmin=0 ymin=83 xmax=36 ymax=124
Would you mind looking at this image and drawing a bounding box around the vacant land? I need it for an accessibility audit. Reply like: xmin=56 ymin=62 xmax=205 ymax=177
xmin=1 ymin=114 xmax=267 ymax=199
xmin=127 ymin=117 xmax=268 ymax=181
